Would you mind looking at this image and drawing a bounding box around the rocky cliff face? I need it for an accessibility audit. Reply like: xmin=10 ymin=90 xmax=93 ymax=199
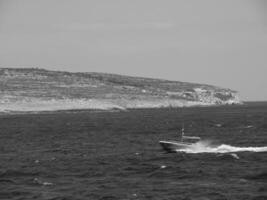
xmin=0 ymin=68 xmax=242 ymax=112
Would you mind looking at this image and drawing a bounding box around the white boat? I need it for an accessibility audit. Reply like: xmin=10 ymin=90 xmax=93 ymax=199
xmin=159 ymin=125 xmax=201 ymax=153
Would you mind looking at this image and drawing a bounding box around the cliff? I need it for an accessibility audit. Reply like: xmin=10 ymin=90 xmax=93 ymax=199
xmin=0 ymin=68 xmax=242 ymax=112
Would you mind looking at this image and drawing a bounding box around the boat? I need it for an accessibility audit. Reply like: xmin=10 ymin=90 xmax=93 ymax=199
xmin=159 ymin=125 xmax=201 ymax=153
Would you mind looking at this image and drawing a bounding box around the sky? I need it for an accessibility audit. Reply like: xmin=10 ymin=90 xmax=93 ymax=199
xmin=0 ymin=0 xmax=267 ymax=101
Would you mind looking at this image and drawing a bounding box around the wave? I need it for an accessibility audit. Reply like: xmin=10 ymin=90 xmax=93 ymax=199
xmin=176 ymin=140 xmax=267 ymax=154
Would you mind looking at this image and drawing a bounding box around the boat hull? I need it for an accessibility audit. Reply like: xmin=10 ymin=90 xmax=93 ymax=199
xmin=159 ymin=141 xmax=193 ymax=153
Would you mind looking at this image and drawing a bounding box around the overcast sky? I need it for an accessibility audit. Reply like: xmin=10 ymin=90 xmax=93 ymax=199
xmin=0 ymin=0 xmax=267 ymax=100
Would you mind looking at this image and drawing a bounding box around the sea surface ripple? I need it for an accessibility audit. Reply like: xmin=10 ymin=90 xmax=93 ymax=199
xmin=0 ymin=103 xmax=267 ymax=200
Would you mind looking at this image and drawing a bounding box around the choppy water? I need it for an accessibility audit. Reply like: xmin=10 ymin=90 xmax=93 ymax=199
xmin=0 ymin=103 xmax=267 ymax=200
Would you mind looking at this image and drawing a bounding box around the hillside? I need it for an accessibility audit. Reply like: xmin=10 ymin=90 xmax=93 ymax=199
xmin=0 ymin=68 xmax=241 ymax=112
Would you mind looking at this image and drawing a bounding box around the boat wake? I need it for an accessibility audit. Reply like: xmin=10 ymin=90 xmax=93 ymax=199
xmin=176 ymin=140 xmax=267 ymax=154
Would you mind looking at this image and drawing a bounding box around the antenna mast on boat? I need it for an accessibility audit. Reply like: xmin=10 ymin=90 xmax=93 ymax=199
xmin=181 ymin=106 xmax=185 ymax=142
xmin=181 ymin=122 xmax=185 ymax=142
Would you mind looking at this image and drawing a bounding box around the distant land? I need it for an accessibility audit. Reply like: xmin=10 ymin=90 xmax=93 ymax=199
xmin=0 ymin=68 xmax=242 ymax=112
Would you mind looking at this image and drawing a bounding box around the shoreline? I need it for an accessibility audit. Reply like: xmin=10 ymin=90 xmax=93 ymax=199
xmin=0 ymin=102 xmax=256 ymax=116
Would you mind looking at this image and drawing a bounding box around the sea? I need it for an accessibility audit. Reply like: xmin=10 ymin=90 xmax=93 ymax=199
xmin=0 ymin=102 xmax=267 ymax=200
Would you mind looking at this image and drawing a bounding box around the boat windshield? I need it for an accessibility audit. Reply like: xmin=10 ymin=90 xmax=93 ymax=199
xmin=182 ymin=136 xmax=201 ymax=140
xmin=181 ymin=136 xmax=201 ymax=143
xmin=180 ymin=124 xmax=201 ymax=142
